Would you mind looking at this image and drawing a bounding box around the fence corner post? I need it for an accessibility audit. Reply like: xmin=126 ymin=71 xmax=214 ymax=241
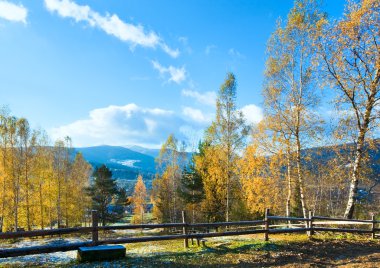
xmin=372 ymin=213 xmax=376 ymax=239
xmin=182 ymin=210 xmax=189 ymax=249
xmin=264 ymin=208 xmax=269 ymax=242
xmin=91 ymin=210 xmax=99 ymax=246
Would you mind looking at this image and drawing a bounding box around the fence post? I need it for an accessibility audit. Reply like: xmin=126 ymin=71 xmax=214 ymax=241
xmin=308 ymin=210 xmax=313 ymax=238
xmin=264 ymin=208 xmax=269 ymax=241
xmin=91 ymin=210 xmax=98 ymax=246
xmin=372 ymin=213 xmax=376 ymax=239
xmin=182 ymin=211 xmax=189 ymax=248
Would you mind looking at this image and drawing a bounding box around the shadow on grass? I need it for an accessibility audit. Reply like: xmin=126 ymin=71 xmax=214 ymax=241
xmin=72 ymin=242 xmax=283 ymax=268
xmin=65 ymin=238 xmax=380 ymax=268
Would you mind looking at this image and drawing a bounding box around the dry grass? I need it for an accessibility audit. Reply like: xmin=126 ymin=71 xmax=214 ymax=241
xmin=2 ymin=233 xmax=380 ymax=267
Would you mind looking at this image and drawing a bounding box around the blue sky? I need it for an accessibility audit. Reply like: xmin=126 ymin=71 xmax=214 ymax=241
xmin=0 ymin=0 xmax=346 ymax=148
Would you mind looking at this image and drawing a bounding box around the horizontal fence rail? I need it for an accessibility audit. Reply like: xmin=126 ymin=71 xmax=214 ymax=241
xmin=267 ymin=216 xmax=311 ymax=222
xmin=0 ymin=209 xmax=378 ymax=259
xmin=312 ymin=216 xmax=377 ymax=223
xmin=0 ymin=227 xmax=93 ymax=240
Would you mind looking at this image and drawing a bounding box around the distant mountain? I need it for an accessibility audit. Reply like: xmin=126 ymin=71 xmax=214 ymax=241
xmin=126 ymin=145 xmax=193 ymax=164
xmin=74 ymin=145 xmax=160 ymax=193
xmin=75 ymin=145 xmax=193 ymax=193
xmin=76 ymin=145 xmax=156 ymax=172
xmin=125 ymin=145 xmax=160 ymax=158
xmin=75 ymin=141 xmax=380 ymax=194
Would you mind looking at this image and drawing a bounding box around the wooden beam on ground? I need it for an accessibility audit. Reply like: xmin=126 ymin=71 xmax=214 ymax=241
xmin=313 ymin=227 xmax=372 ymax=233
xmin=77 ymin=245 xmax=126 ymax=262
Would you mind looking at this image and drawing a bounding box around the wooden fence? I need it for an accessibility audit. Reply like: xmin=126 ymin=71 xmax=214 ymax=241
xmin=0 ymin=209 xmax=378 ymax=258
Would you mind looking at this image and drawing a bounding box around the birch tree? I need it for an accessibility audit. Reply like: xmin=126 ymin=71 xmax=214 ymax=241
xmin=318 ymin=0 xmax=380 ymax=218
xmin=263 ymin=0 xmax=324 ymax=218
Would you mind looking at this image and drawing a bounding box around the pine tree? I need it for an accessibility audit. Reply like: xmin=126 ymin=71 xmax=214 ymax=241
xmin=87 ymin=164 xmax=120 ymax=226
xmin=178 ymin=145 xmax=204 ymax=223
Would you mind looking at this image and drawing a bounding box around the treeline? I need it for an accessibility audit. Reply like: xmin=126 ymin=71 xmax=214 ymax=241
xmin=0 ymin=108 xmax=92 ymax=232
xmin=151 ymin=0 xmax=380 ymax=222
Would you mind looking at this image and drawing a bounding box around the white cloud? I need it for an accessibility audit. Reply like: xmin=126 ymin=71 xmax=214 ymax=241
xmin=160 ymin=43 xmax=180 ymax=58
xmin=0 ymin=1 xmax=27 ymax=24
xmin=44 ymin=0 xmax=178 ymax=57
xmin=182 ymin=107 xmax=212 ymax=125
xmin=50 ymin=103 xmax=188 ymax=148
xmin=152 ymin=60 xmax=186 ymax=84
xmin=182 ymin=89 xmax=216 ymax=107
xmin=241 ymin=104 xmax=263 ymax=125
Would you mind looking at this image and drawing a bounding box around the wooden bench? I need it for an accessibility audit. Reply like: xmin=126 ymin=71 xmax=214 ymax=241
xmin=77 ymin=245 xmax=126 ymax=262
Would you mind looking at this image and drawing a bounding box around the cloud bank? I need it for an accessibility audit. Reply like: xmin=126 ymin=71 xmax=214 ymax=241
xmin=51 ymin=102 xmax=263 ymax=148
xmin=44 ymin=0 xmax=179 ymax=57
xmin=0 ymin=1 xmax=27 ymax=24
xmin=51 ymin=104 xmax=194 ymax=148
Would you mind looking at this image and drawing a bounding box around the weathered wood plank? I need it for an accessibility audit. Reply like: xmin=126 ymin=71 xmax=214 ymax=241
xmin=312 ymin=216 xmax=372 ymax=223
xmin=0 ymin=227 xmax=92 ymax=239
xmin=268 ymin=216 xmax=311 ymax=222
xmin=313 ymin=227 xmax=372 ymax=233
xmin=269 ymin=228 xmax=310 ymax=234
xmin=99 ymin=223 xmax=185 ymax=231
xmin=189 ymin=220 xmax=265 ymax=228
xmin=77 ymin=245 xmax=125 ymax=262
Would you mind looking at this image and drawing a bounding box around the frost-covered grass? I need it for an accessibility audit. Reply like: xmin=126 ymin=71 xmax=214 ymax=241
xmin=2 ymin=234 xmax=380 ymax=267
xmin=0 ymin=237 xmax=87 ymax=267
xmin=0 ymin=234 xmax=274 ymax=267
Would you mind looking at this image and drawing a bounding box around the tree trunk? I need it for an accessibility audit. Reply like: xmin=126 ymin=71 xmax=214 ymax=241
xmin=57 ymin=176 xmax=61 ymax=228
xmin=39 ymin=182 xmax=44 ymax=229
xmin=25 ymin=151 xmax=30 ymax=231
xmin=65 ymin=191 xmax=69 ymax=227
xmin=286 ymin=150 xmax=292 ymax=218
xmin=226 ymin=173 xmax=230 ymax=222
xmin=344 ymin=134 xmax=365 ymax=218
xmin=344 ymin=70 xmax=379 ymax=219
xmin=1 ymin=153 xmax=6 ymax=232
xmin=295 ymin=134 xmax=307 ymax=219
xmin=14 ymin=181 xmax=19 ymax=232
xmin=343 ymin=112 xmax=370 ymax=218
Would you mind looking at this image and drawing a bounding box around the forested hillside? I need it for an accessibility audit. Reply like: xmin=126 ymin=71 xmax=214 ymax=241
xmin=150 ymin=0 xmax=380 ymax=223
xmin=0 ymin=110 xmax=92 ymax=232
xmin=0 ymin=0 xmax=379 ymax=232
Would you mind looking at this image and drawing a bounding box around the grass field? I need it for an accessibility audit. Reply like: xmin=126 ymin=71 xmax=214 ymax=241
xmin=2 ymin=233 xmax=380 ymax=267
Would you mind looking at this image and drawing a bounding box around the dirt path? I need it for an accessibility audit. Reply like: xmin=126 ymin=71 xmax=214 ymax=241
xmin=255 ymin=239 xmax=380 ymax=267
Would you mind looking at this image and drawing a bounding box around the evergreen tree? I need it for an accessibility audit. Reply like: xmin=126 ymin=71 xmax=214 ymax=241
xmin=87 ymin=164 xmax=121 ymax=226
xmin=178 ymin=146 xmax=204 ymax=223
